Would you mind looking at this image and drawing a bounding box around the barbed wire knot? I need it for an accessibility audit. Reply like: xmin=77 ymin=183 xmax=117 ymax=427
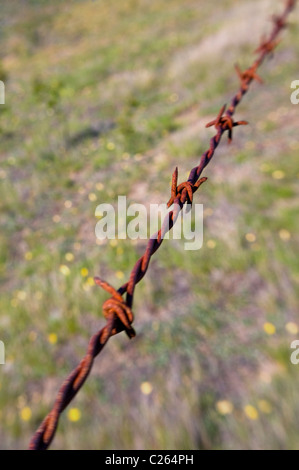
xmin=167 ymin=167 xmax=207 ymax=207
xmin=272 ymin=14 xmax=288 ymax=29
xmin=255 ymin=37 xmax=280 ymax=56
xmin=235 ymin=63 xmax=263 ymax=85
xmin=205 ymin=104 xmax=248 ymax=143
xmin=94 ymin=277 xmax=136 ymax=339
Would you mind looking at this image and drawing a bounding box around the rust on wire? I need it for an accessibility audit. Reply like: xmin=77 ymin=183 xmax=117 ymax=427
xmin=234 ymin=64 xmax=263 ymax=85
xmin=29 ymin=0 xmax=296 ymax=450
xmin=205 ymin=103 xmax=248 ymax=143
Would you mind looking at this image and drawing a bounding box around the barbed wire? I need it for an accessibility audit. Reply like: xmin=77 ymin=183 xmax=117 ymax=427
xmin=29 ymin=0 xmax=296 ymax=450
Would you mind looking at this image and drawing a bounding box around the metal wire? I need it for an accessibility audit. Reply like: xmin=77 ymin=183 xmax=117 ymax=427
xmin=29 ymin=0 xmax=296 ymax=450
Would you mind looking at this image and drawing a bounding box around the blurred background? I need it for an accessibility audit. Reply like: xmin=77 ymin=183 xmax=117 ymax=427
xmin=0 ymin=0 xmax=299 ymax=450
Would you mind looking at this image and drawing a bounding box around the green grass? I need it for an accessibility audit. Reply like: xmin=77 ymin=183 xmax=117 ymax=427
xmin=0 ymin=0 xmax=299 ymax=450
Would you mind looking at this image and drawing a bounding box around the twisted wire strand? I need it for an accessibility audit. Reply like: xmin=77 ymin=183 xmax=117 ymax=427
xmin=29 ymin=0 xmax=296 ymax=450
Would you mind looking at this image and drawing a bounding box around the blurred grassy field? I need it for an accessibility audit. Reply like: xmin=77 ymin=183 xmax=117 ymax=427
xmin=0 ymin=0 xmax=299 ymax=450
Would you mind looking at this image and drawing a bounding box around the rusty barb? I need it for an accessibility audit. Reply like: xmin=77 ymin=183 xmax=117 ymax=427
xmin=95 ymin=277 xmax=136 ymax=339
xmin=29 ymin=0 xmax=296 ymax=450
xmin=235 ymin=63 xmax=263 ymax=85
xmin=205 ymin=104 xmax=248 ymax=143
xmin=167 ymin=167 xmax=207 ymax=208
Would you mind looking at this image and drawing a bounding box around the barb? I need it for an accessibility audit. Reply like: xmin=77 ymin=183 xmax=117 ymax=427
xmin=205 ymin=103 xmax=248 ymax=143
xmin=29 ymin=0 xmax=296 ymax=450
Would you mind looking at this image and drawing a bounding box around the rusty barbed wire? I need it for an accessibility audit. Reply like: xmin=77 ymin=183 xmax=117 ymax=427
xmin=29 ymin=0 xmax=296 ymax=450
